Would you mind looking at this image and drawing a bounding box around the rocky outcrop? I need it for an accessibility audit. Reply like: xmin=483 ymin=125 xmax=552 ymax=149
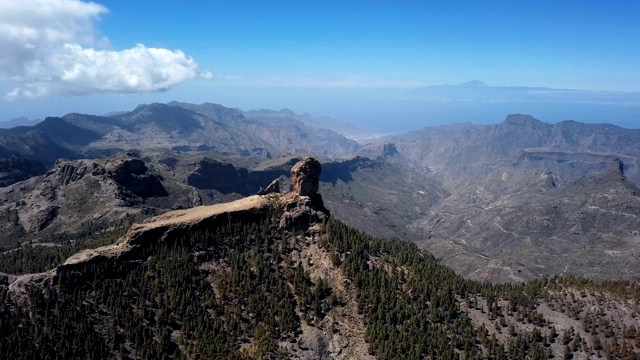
xmin=31 ymin=205 xmax=59 ymax=232
xmin=44 ymin=158 xmax=330 ymax=276
xmin=381 ymin=143 xmax=400 ymax=158
xmin=44 ymin=191 xmax=331 ymax=286
xmin=291 ymin=157 xmax=322 ymax=196
xmin=279 ymin=193 xmax=330 ymax=231
xmin=0 ymin=158 xmax=366 ymax=359
xmin=0 ymin=153 xmax=201 ymax=246
xmin=587 ymin=158 xmax=638 ymax=196
xmin=45 ymin=152 xmax=169 ymax=199
xmin=50 ymin=160 xmax=92 ymax=186
xmin=503 ymin=114 xmax=549 ymax=129
xmin=56 ymin=158 xmax=331 ymax=275
xmin=106 ymin=154 xmax=168 ymax=198
xmin=257 ymin=178 xmax=280 ymax=195
xmin=607 ymin=158 xmax=625 ymax=177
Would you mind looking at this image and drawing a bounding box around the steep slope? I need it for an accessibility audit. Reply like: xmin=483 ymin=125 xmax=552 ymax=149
xmin=383 ymin=114 xmax=640 ymax=186
xmin=418 ymin=159 xmax=640 ymax=282
xmin=0 ymin=154 xmax=46 ymax=187
xmin=0 ymin=102 xmax=361 ymax=168
xmin=0 ymin=127 xmax=77 ymax=166
xmin=33 ymin=115 xmax=110 ymax=147
xmin=242 ymin=107 xmax=375 ymax=144
xmin=2 ymin=158 xmax=640 ymax=359
xmin=154 ymin=151 xmax=447 ymax=241
xmin=0 ymin=152 xmax=201 ymax=248
xmin=171 ymin=101 xmax=361 ymax=158
xmin=319 ymin=154 xmax=448 ymax=241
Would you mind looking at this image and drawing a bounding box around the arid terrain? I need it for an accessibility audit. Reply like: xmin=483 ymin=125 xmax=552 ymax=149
xmin=0 ymin=158 xmax=639 ymax=359
xmin=1 ymin=105 xmax=639 ymax=284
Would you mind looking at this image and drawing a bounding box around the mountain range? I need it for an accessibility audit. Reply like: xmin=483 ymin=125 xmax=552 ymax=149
xmin=2 ymin=158 xmax=640 ymax=359
xmin=242 ymin=108 xmax=379 ymax=142
xmin=0 ymin=103 xmax=639 ymax=285
xmin=1 ymin=101 xmax=640 ymax=357
xmin=0 ymin=116 xmax=42 ymax=129
xmin=0 ymin=102 xmax=360 ymax=168
xmin=356 ymin=114 xmax=636 ymax=279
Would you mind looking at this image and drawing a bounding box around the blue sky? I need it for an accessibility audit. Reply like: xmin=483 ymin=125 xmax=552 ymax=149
xmin=1 ymin=0 xmax=640 ymax=131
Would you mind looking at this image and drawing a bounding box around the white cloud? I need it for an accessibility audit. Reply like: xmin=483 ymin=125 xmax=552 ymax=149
xmin=0 ymin=0 xmax=211 ymax=100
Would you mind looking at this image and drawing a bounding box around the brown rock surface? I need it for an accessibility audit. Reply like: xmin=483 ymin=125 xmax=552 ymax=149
xmin=291 ymin=157 xmax=321 ymax=196
xmin=257 ymin=178 xmax=280 ymax=195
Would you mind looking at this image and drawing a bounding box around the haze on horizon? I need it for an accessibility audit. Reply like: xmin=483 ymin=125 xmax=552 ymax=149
xmin=1 ymin=0 xmax=639 ymax=133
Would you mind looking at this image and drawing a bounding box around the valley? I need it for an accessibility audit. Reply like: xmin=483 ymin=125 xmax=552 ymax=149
xmin=0 ymin=104 xmax=639 ymax=284
xmin=1 ymin=157 xmax=640 ymax=359
xmin=0 ymin=102 xmax=639 ymax=358
xmin=3 ymin=1 xmax=639 ymax=358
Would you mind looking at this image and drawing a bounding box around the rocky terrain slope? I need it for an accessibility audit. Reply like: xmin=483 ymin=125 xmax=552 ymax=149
xmin=359 ymin=115 xmax=640 ymax=282
xmin=152 ymin=150 xmax=447 ymax=241
xmin=379 ymin=114 xmax=640 ymax=186
xmin=2 ymin=108 xmax=640 ymax=285
xmin=0 ymin=102 xmax=359 ymax=173
xmin=0 ymin=154 xmax=46 ymax=187
xmin=418 ymin=159 xmax=640 ymax=282
xmin=2 ymin=158 xmax=640 ymax=359
xmin=0 ymin=152 xmax=200 ymax=248
xmin=242 ymin=107 xmax=378 ymax=142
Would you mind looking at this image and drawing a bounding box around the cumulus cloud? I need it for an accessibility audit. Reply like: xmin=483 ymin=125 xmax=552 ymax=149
xmin=0 ymin=0 xmax=211 ymax=100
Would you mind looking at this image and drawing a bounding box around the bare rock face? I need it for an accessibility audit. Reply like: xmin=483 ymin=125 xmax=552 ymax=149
xmin=0 ymin=153 xmax=202 ymax=246
xmin=381 ymin=143 xmax=400 ymax=158
xmin=257 ymin=178 xmax=280 ymax=195
xmin=606 ymin=158 xmax=625 ymax=177
xmin=283 ymin=157 xmax=329 ymax=230
xmin=279 ymin=194 xmax=330 ymax=231
xmin=291 ymin=157 xmax=321 ymax=197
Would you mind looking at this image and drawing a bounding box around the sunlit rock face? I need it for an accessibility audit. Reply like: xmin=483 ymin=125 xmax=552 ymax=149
xmin=291 ymin=157 xmax=321 ymax=197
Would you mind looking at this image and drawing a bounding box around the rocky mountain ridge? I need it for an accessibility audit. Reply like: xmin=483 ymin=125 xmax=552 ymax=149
xmin=242 ymin=107 xmax=378 ymax=142
xmin=0 ymin=152 xmax=200 ymax=247
xmin=0 ymin=102 xmax=360 ymax=181
xmin=381 ymin=114 xmax=640 ymax=186
xmin=0 ymin=117 xmax=41 ymax=129
xmin=1 ymin=109 xmax=640 ymax=285
xmin=356 ymin=114 xmax=640 ymax=281
xmin=419 ymin=158 xmax=640 ymax=281
xmin=3 ymin=158 xmax=640 ymax=359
